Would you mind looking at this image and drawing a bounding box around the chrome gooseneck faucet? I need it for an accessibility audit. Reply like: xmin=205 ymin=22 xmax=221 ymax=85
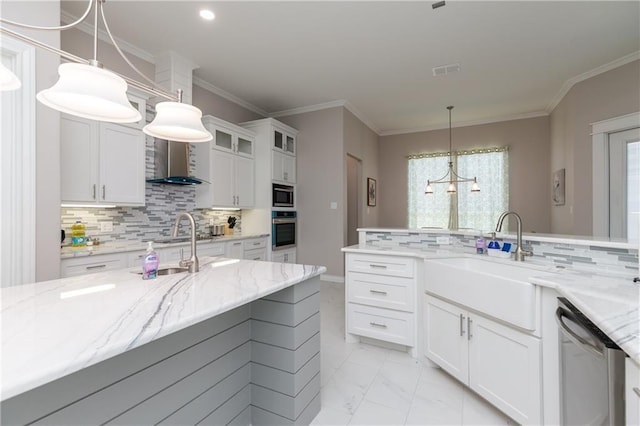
xmin=495 ymin=211 xmax=532 ymax=261
xmin=171 ymin=212 xmax=199 ymax=273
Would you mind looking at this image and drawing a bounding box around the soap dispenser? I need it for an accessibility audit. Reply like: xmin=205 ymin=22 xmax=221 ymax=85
xmin=142 ymin=242 xmax=159 ymax=280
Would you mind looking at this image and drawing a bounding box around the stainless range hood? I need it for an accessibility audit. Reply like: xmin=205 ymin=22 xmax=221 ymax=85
xmin=147 ymin=139 xmax=206 ymax=185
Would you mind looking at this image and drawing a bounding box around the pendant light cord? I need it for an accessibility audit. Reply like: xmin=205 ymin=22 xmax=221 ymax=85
xmin=98 ymin=1 xmax=160 ymax=89
xmin=0 ymin=0 xmax=93 ymax=31
xmin=1 ymin=0 xmax=170 ymax=95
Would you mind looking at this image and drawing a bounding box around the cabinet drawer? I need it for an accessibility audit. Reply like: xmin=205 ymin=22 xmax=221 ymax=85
xmin=347 ymin=303 xmax=414 ymax=346
xmin=347 ymin=253 xmax=415 ymax=278
xmin=61 ymin=254 xmax=125 ymax=277
xmin=199 ymin=243 xmax=225 ymax=257
xmin=244 ymin=248 xmax=266 ymax=261
xmin=347 ymin=272 xmax=414 ymax=312
xmin=243 ymin=238 xmax=266 ymax=250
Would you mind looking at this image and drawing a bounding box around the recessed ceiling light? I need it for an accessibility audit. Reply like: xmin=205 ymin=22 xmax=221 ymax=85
xmin=199 ymin=9 xmax=215 ymax=21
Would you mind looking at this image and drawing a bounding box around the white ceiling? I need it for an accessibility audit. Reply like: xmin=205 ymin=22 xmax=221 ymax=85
xmin=61 ymin=1 xmax=640 ymax=134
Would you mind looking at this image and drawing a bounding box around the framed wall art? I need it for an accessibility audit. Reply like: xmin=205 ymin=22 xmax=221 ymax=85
xmin=553 ymin=168 xmax=565 ymax=206
xmin=367 ymin=178 xmax=377 ymax=206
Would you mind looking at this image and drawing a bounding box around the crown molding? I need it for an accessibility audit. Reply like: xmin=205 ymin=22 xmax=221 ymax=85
xmin=270 ymin=100 xmax=347 ymax=117
xmin=192 ymin=77 xmax=268 ymax=117
xmin=379 ymin=111 xmax=549 ymax=137
xmin=61 ymin=10 xmax=156 ymax=64
xmin=545 ymin=50 xmax=640 ymax=113
xmin=343 ymin=101 xmax=381 ymax=135
xmin=271 ymin=100 xmax=381 ymax=134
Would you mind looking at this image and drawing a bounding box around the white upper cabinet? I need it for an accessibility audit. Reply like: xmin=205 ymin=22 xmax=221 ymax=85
xmin=240 ymin=118 xmax=298 ymax=210
xmin=60 ymin=115 xmax=145 ymax=206
xmin=195 ymin=116 xmax=256 ymax=209
xmin=273 ymin=129 xmax=295 ymax=155
xmin=207 ymin=117 xmax=254 ymax=158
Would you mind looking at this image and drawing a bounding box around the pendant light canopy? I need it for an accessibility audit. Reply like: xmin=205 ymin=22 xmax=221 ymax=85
xmin=425 ymin=106 xmax=480 ymax=195
xmin=143 ymin=102 xmax=212 ymax=143
xmin=37 ymin=62 xmax=141 ymax=123
xmin=0 ymin=62 xmax=21 ymax=91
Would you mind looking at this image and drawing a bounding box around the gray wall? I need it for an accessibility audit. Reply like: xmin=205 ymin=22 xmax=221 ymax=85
xmin=550 ymin=60 xmax=640 ymax=235
xmin=344 ymin=109 xmax=379 ymax=232
xmin=278 ymin=108 xmax=346 ymax=277
xmin=4 ymin=1 xmax=62 ymax=281
xmin=378 ymin=116 xmax=551 ymax=233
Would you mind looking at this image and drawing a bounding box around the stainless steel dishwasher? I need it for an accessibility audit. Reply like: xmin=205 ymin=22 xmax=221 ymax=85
xmin=556 ymin=297 xmax=626 ymax=425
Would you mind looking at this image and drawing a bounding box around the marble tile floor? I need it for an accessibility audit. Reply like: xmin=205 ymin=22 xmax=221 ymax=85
xmin=311 ymin=281 xmax=517 ymax=426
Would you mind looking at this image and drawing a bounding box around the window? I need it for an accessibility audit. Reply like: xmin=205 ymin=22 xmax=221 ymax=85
xmin=408 ymin=149 xmax=509 ymax=231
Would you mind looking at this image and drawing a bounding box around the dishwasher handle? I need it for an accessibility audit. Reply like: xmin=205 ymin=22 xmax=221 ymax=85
xmin=555 ymin=306 xmax=604 ymax=359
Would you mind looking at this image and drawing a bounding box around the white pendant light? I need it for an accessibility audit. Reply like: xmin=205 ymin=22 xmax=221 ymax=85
xmin=37 ymin=62 xmax=141 ymax=123
xmin=143 ymin=102 xmax=212 ymax=143
xmin=0 ymin=62 xmax=21 ymax=91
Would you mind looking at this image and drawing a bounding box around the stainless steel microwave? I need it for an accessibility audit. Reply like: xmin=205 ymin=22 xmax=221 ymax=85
xmin=273 ymin=183 xmax=294 ymax=208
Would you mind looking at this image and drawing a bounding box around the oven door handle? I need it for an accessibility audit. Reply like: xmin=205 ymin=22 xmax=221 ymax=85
xmin=273 ymin=218 xmax=296 ymax=224
xmin=555 ymin=306 xmax=604 ymax=359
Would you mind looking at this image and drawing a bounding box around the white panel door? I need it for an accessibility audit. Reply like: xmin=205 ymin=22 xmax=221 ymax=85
xmin=211 ymin=150 xmax=235 ymax=207
xmin=235 ymin=156 xmax=254 ymax=208
xmin=99 ymin=123 xmax=145 ymax=205
xmin=282 ymin=153 xmax=296 ymax=183
xmin=424 ymin=295 xmax=469 ymax=384
xmin=468 ymin=314 xmax=542 ymax=425
xmin=61 ymin=115 xmax=98 ymax=203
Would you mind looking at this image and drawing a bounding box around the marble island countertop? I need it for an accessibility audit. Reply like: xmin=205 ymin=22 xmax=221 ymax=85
xmin=1 ymin=257 xmax=326 ymax=401
xmin=60 ymin=233 xmax=270 ymax=259
xmin=343 ymin=243 xmax=640 ymax=364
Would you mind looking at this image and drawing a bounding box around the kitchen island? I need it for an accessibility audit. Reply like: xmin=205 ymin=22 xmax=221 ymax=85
xmin=1 ymin=257 xmax=325 ymax=425
xmin=343 ymin=227 xmax=639 ymax=425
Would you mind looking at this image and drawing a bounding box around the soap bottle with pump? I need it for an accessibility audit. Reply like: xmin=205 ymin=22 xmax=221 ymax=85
xmin=475 ymin=237 xmax=485 ymax=254
xmin=142 ymin=242 xmax=159 ymax=280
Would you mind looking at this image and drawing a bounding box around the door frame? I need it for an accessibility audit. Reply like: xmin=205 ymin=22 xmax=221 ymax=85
xmin=591 ymin=112 xmax=640 ymax=237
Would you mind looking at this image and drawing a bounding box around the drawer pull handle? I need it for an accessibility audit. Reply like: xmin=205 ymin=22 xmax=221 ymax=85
xmin=369 ymin=264 xmax=387 ymax=269
xmin=369 ymin=290 xmax=388 ymax=295
xmin=460 ymin=314 xmax=465 ymax=336
xmin=369 ymin=322 xmax=387 ymax=328
xmin=253 ymin=242 xmax=260 ymax=246
xmin=634 ymin=387 xmax=640 ymax=399
xmin=86 ymin=264 xmax=107 ymax=270
xmin=253 ymin=257 xmax=261 ymax=261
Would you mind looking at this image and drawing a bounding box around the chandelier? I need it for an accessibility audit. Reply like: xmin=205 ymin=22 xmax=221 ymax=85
xmin=0 ymin=0 xmax=212 ymax=143
xmin=425 ymin=106 xmax=480 ymax=194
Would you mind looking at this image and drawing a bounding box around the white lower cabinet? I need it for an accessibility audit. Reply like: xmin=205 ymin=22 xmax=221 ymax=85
xmin=61 ymin=254 xmax=126 ymax=278
xmin=225 ymin=240 xmax=244 ymax=259
xmin=627 ymin=358 xmax=640 ymax=426
xmin=243 ymin=238 xmax=267 ymax=261
xmin=425 ymin=294 xmax=542 ymax=425
xmin=345 ymin=253 xmax=419 ymax=356
xmin=271 ymin=248 xmax=296 ymax=264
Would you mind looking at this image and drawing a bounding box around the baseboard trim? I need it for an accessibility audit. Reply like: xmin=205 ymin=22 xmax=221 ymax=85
xmin=320 ymin=274 xmax=344 ymax=283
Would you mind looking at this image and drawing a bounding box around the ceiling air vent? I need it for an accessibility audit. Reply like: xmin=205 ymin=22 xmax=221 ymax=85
xmin=432 ymin=63 xmax=461 ymax=77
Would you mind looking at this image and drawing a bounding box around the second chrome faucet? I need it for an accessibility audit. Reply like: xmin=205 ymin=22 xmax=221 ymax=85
xmin=495 ymin=211 xmax=532 ymax=261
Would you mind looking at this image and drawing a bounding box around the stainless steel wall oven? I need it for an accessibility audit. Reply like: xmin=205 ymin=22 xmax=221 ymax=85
xmin=272 ymin=211 xmax=296 ymax=251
